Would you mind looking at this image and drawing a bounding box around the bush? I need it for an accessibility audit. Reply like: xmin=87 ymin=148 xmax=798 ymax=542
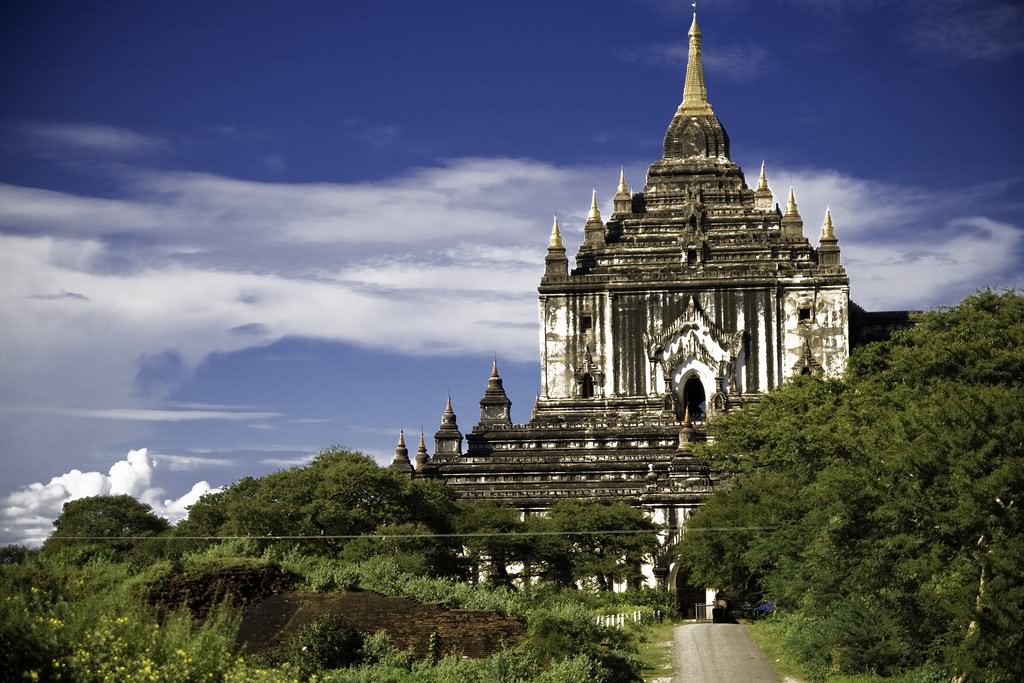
xmin=282 ymin=614 xmax=364 ymax=677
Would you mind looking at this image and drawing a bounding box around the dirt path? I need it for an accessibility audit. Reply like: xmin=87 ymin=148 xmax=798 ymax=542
xmin=672 ymin=623 xmax=781 ymax=683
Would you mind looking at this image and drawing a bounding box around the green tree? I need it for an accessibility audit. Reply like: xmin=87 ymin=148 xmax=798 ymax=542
xmin=542 ymin=500 xmax=659 ymax=591
xmin=678 ymin=291 xmax=1024 ymax=680
xmin=43 ymin=494 xmax=170 ymax=563
xmin=456 ymin=501 xmax=530 ymax=588
xmin=174 ymin=448 xmax=463 ymax=571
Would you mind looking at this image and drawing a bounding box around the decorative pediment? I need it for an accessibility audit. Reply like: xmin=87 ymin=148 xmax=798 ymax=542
xmin=647 ymin=297 xmax=744 ymax=373
xmin=792 ymin=339 xmax=823 ymax=376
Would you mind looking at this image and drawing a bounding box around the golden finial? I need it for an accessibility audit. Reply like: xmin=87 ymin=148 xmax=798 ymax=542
xmin=418 ymin=431 xmax=426 ymax=450
xmin=822 ymin=207 xmax=835 ymax=239
xmin=548 ymin=215 xmax=563 ymax=248
xmin=397 ymin=429 xmax=406 ymax=447
xmin=757 ymin=160 xmax=769 ymax=192
xmin=617 ymin=167 xmax=628 ymax=194
xmin=490 ymin=357 xmax=499 ymax=378
xmin=679 ymin=2 xmax=713 ymax=116
xmin=445 ymin=394 xmax=454 ymax=413
xmin=587 ymin=189 xmax=602 ymax=222
xmin=786 ymin=186 xmax=799 ymax=216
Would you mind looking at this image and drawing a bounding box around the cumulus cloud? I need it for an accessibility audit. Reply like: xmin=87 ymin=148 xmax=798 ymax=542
xmin=0 ymin=448 xmax=218 ymax=547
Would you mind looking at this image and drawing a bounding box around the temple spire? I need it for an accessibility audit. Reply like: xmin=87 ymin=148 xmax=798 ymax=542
xmin=587 ymin=189 xmax=602 ymax=222
xmin=389 ymin=429 xmax=413 ymax=475
xmin=613 ymin=168 xmax=632 ymax=215
xmin=548 ymin=215 xmax=563 ymax=248
xmin=785 ymin=187 xmax=800 ymax=217
xmin=754 ymin=160 xmax=773 ymax=211
xmin=781 ymin=186 xmax=804 ymax=240
xmin=415 ymin=431 xmax=430 ymax=469
xmin=678 ymin=9 xmax=714 ymax=116
xmin=821 ymin=206 xmax=835 ymax=239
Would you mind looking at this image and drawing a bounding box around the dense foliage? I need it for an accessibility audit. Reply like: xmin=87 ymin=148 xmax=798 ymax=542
xmin=3 ymin=450 xmax=669 ymax=682
xmin=678 ymin=290 xmax=1024 ymax=681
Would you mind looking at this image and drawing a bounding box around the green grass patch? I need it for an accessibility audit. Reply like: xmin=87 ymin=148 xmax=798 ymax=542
xmin=636 ymin=621 xmax=676 ymax=682
xmin=748 ymin=618 xmax=809 ymax=682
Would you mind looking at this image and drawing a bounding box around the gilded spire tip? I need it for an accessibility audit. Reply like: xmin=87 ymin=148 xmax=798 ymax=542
xmin=490 ymin=357 xmax=499 ymax=378
xmin=548 ymin=215 xmax=563 ymax=248
xmin=397 ymin=429 xmax=406 ymax=447
xmin=786 ymin=186 xmax=799 ymax=216
xmin=617 ymin=166 xmax=628 ymax=194
xmin=757 ymin=160 xmax=769 ymax=192
xmin=587 ymin=188 xmax=602 ymax=222
xmin=679 ymin=2 xmax=712 ymax=116
xmin=822 ymin=206 xmax=835 ymax=239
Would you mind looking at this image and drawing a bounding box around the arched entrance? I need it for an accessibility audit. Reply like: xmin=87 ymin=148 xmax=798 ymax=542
xmin=580 ymin=373 xmax=594 ymax=398
xmin=675 ymin=568 xmax=706 ymax=619
xmin=682 ymin=375 xmax=706 ymax=420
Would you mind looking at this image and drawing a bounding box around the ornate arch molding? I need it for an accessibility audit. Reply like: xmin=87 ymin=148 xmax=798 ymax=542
xmin=644 ymin=297 xmax=748 ymax=415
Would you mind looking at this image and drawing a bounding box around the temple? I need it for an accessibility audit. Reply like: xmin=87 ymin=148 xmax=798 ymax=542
xmin=387 ymin=12 xmax=897 ymax=604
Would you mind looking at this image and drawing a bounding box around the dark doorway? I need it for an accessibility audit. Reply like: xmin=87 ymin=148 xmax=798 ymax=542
xmin=675 ymin=569 xmax=706 ymax=619
xmin=682 ymin=376 xmax=706 ymax=420
xmin=580 ymin=373 xmax=594 ymax=398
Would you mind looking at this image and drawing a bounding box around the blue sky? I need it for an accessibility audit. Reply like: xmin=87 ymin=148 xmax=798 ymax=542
xmin=2 ymin=0 xmax=1022 ymax=545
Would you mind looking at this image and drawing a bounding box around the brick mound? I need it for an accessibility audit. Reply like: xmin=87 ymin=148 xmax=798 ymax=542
xmin=147 ymin=562 xmax=299 ymax=618
xmin=238 ymin=591 xmax=526 ymax=659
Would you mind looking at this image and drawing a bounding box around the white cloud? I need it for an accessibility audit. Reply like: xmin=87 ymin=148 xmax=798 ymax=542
xmin=15 ymin=123 xmax=168 ymax=155
xmin=750 ymin=164 xmax=1023 ymax=308
xmin=151 ymin=453 xmax=234 ymax=471
xmin=2 ymin=407 xmax=286 ymax=422
xmin=0 ymin=448 xmax=218 ymax=547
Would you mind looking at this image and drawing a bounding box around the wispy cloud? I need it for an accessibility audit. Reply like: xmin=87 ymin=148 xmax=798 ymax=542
xmin=914 ymin=2 xmax=1024 ymax=62
xmin=151 ymin=453 xmax=234 ymax=471
xmin=619 ymin=43 xmax=772 ymax=81
xmin=1 ymin=406 xmax=285 ymax=422
xmin=260 ymin=454 xmax=316 ymax=468
xmin=27 ymin=290 xmax=90 ymax=302
xmin=14 ymin=123 xmax=168 ymax=156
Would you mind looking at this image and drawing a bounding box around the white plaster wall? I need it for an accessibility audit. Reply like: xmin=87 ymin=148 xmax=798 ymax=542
xmin=781 ymin=285 xmax=850 ymax=380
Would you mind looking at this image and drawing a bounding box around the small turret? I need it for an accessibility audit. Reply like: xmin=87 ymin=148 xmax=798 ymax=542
xmin=389 ymin=429 xmax=414 ymax=475
xmin=612 ymin=167 xmax=632 ymax=216
xmin=781 ymin=186 xmax=804 ymax=240
xmin=543 ymin=215 xmax=569 ymax=282
xmin=415 ymin=431 xmax=430 ymax=469
xmin=478 ymin=358 xmax=513 ymax=427
xmin=583 ymin=189 xmax=605 ymax=247
xmin=754 ymin=160 xmax=773 ymax=211
xmin=433 ymin=396 xmax=463 ymax=457
xmin=817 ymin=207 xmax=842 ymax=266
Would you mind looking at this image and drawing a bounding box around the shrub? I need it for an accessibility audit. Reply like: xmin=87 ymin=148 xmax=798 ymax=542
xmin=282 ymin=614 xmax=365 ymax=677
